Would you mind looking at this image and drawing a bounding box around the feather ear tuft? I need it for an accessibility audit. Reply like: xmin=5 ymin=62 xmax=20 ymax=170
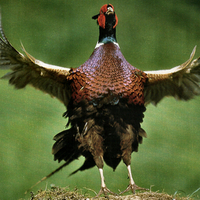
xmin=92 ymin=14 xmax=99 ymax=19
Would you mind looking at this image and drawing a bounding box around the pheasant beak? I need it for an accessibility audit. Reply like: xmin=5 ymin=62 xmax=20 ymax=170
xmin=106 ymin=6 xmax=114 ymax=15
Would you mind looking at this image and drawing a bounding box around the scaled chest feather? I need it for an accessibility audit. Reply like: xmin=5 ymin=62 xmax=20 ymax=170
xmin=68 ymin=43 xmax=148 ymax=105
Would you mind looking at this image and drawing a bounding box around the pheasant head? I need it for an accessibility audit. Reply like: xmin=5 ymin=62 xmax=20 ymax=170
xmin=92 ymin=4 xmax=118 ymax=43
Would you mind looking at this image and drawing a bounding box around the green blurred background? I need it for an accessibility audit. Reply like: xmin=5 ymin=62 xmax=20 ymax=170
xmin=0 ymin=0 xmax=200 ymax=199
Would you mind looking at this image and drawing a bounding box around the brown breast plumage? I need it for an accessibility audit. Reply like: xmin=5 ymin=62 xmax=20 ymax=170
xmin=69 ymin=42 xmax=147 ymax=106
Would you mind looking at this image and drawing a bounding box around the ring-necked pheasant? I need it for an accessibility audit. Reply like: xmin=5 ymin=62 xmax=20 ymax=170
xmin=0 ymin=4 xmax=200 ymax=196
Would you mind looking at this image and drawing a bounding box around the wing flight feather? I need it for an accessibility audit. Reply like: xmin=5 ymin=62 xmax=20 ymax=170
xmin=0 ymin=23 xmax=72 ymax=107
xmin=144 ymin=46 xmax=200 ymax=105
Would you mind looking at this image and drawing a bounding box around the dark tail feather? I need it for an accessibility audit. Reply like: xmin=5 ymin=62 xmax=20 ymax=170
xmin=52 ymin=128 xmax=80 ymax=163
xmin=69 ymin=156 xmax=96 ymax=176
xmin=25 ymin=147 xmax=82 ymax=194
xmin=25 ymin=128 xmax=82 ymax=194
xmin=25 ymin=162 xmax=68 ymax=194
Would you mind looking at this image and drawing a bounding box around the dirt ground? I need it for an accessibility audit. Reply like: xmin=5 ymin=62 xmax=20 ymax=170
xmin=28 ymin=186 xmax=191 ymax=200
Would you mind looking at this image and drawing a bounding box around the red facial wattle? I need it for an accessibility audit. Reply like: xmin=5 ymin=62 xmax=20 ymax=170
xmin=97 ymin=4 xmax=118 ymax=29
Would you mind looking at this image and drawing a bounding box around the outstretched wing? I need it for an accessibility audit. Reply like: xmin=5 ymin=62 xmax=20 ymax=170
xmin=144 ymin=46 xmax=200 ymax=105
xmin=0 ymin=20 xmax=71 ymax=107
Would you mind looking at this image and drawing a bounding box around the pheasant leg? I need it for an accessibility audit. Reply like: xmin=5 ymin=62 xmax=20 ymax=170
xmin=120 ymin=165 xmax=148 ymax=194
xmin=95 ymin=168 xmax=117 ymax=197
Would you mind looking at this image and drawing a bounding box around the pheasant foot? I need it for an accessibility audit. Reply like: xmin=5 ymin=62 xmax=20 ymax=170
xmin=119 ymin=183 xmax=148 ymax=194
xmin=120 ymin=165 xmax=148 ymax=194
xmin=95 ymin=168 xmax=118 ymax=198
xmin=95 ymin=186 xmax=117 ymax=198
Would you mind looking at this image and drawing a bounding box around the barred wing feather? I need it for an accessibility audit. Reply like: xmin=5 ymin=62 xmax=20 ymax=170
xmin=144 ymin=46 xmax=200 ymax=105
xmin=0 ymin=24 xmax=71 ymax=107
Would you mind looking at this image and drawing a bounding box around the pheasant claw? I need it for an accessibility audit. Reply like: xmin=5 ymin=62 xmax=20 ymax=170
xmin=119 ymin=184 xmax=148 ymax=195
